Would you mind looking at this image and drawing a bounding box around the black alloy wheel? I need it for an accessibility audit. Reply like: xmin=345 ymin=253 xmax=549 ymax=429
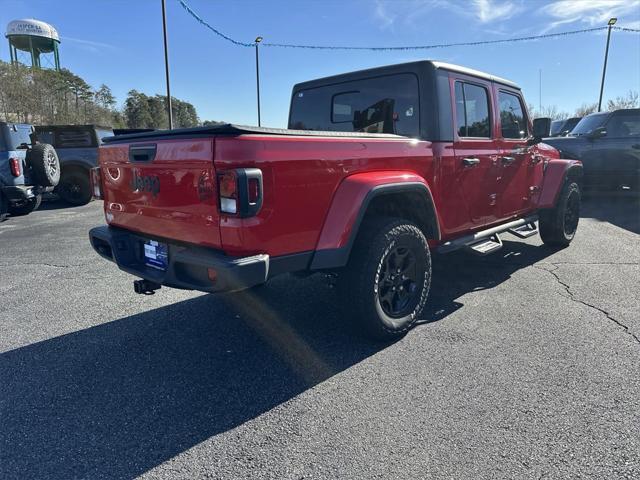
xmin=376 ymin=245 xmax=423 ymax=318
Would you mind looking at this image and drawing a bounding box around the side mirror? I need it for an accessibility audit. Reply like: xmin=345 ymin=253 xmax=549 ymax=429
xmin=588 ymin=126 xmax=606 ymax=139
xmin=529 ymin=117 xmax=552 ymax=145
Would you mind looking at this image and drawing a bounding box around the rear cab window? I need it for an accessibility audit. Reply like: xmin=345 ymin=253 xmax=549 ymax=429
xmin=289 ymin=73 xmax=420 ymax=137
xmin=498 ymin=90 xmax=528 ymax=139
xmin=454 ymin=80 xmax=491 ymax=138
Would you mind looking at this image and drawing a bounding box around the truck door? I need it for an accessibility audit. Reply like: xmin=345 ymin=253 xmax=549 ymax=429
xmin=495 ymin=89 xmax=542 ymax=218
xmin=451 ymin=79 xmax=501 ymax=227
xmin=587 ymin=110 xmax=640 ymax=191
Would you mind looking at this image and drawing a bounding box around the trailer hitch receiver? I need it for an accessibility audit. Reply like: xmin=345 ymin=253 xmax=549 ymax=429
xmin=133 ymin=279 xmax=161 ymax=295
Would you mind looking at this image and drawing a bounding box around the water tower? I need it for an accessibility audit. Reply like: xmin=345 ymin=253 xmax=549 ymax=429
xmin=5 ymin=19 xmax=60 ymax=70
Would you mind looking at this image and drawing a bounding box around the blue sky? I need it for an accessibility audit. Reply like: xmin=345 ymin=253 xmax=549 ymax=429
xmin=1 ymin=0 xmax=639 ymax=126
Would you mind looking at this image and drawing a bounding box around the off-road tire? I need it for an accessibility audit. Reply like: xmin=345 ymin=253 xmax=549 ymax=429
xmin=339 ymin=217 xmax=431 ymax=341
xmin=27 ymin=143 xmax=60 ymax=187
xmin=539 ymin=181 xmax=580 ymax=247
xmin=8 ymin=195 xmax=42 ymax=217
xmin=0 ymin=191 xmax=8 ymax=222
xmin=57 ymin=171 xmax=92 ymax=205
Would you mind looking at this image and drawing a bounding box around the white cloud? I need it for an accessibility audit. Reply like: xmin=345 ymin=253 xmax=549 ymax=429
xmin=61 ymin=36 xmax=116 ymax=52
xmin=544 ymin=0 xmax=640 ymax=26
xmin=472 ymin=0 xmax=520 ymax=23
xmin=372 ymin=0 xmax=523 ymax=30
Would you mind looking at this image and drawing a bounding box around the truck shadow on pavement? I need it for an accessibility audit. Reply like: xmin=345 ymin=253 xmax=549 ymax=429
xmin=0 ymin=239 xmax=561 ymax=479
xmin=581 ymin=193 xmax=640 ymax=234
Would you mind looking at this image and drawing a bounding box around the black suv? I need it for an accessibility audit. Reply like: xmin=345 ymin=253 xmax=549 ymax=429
xmin=544 ymin=109 xmax=640 ymax=192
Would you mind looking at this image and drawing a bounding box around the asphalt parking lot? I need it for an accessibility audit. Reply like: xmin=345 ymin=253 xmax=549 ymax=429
xmin=1 ymin=196 xmax=639 ymax=479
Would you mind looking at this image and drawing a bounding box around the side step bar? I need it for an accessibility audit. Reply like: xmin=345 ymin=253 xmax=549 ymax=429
xmin=468 ymin=234 xmax=503 ymax=255
xmin=508 ymin=222 xmax=539 ymax=238
xmin=437 ymin=215 xmax=538 ymax=254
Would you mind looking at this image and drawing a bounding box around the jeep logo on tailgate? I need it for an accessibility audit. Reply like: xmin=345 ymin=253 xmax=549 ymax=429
xmin=130 ymin=171 xmax=160 ymax=197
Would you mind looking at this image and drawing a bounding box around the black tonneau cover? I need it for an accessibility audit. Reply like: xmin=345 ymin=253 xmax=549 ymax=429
xmin=101 ymin=123 xmax=403 ymax=144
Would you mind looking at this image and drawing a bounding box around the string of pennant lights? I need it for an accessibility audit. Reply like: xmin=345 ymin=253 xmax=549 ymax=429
xmin=178 ymin=0 xmax=640 ymax=50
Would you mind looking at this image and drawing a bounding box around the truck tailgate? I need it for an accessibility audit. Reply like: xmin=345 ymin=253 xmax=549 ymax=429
xmin=99 ymin=138 xmax=221 ymax=248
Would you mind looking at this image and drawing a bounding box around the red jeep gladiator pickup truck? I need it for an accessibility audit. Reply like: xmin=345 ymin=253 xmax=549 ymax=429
xmin=89 ymin=61 xmax=582 ymax=340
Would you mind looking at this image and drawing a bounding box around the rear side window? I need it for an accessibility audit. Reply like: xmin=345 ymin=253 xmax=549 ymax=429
xmin=56 ymin=129 xmax=94 ymax=148
xmin=498 ymin=91 xmax=528 ymax=139
xmin=454 ymin=81 xmax=491 ymax=138
xmin=289 ymin=73 xmax=420 ymax=137
xmin=35 ymin=129 xmax=55 ymax=145
xmin=606 ymin=112 xmax=640 ymax=137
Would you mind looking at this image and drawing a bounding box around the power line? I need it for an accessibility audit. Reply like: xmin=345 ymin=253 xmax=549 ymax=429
xmin=178 ymin=0 xmax=640 ymax=51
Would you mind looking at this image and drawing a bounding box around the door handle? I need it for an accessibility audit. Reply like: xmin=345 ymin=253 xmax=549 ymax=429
xmin=500 ymin=156 xmax=516 ymax=165
xmin=462 ymin=157 xmax=480 ymax=166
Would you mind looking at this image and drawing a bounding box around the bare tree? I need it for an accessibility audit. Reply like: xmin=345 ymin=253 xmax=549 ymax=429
xmin=607 ymin=91 xmax=639 ymax=111
xmin=575 ymin=103 xmax=598 ymax=117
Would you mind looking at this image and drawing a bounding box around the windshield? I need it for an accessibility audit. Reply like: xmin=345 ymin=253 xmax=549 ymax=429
xmin=550 ymin=120 xmax=564 ymax=136
xmin=563 ymin=117 xmax=581 ymax=133
xmin=570 ymin=113 xmax=608 ymax=136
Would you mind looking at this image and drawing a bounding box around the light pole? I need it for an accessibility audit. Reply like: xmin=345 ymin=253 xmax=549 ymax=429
xmin=161 ymin=0 xmax=173 ymax=129
xmin=598 ymin=17 xmax=617 ymax=112
xmin=255 ymin=36 xmax=262 ymax=126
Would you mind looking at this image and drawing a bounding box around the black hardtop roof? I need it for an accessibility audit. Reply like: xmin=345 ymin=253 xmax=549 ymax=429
xmin=101 ymin=123 xmax=403 ymax=144
xmin=293 ymin=60 xmax=520 ymax=91
xmin=583 ymin=108 xmax=639 ymax=117
xmin=34 ymin=124 xmax=113 ymax=130
xmin=0 ymin=121 xmax=32 ymax=128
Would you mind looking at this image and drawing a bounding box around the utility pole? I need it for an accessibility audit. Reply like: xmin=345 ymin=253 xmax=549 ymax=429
xmin=539 ymin=69 xmax=542 ymax=113
xmin=161 ymin=0 xmax=174 ymax=129
xmin=598 ymin=17 xmax=617 ymax=112
xmin=255 ymin=36 xmax=263 ymax=126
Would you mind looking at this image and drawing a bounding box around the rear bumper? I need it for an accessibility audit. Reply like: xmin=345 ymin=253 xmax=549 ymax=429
xmin=89 ymin=225 xmax=269 ymax=293
xmin=1 ymin=184 xmax=50 ymax=204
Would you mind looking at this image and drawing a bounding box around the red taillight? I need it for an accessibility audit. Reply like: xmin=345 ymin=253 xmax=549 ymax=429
xmin=90 ymin=167 xmax=103 ymax=199
xmin=248 ymin=178 xmax=260 ymax=204
xmin=218 ymin=171 xmax=238 ymax=214
xmin=9 ymin=158 xmax=21 ymax=177
xmin=218 ymin=168 xmax=263 ymax=217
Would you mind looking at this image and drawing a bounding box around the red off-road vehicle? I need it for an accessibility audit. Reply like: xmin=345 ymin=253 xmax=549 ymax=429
xmin=89 ymin=61 xmax=582 ymax=340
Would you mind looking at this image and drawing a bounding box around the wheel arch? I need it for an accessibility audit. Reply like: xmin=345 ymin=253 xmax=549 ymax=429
xmin=310 ymin=172 xmax=440 ymax=270
xmin=537 ymin=159 xmax=583 ymax=209
xmin=60 ymin=161 xmax=90 ymax=176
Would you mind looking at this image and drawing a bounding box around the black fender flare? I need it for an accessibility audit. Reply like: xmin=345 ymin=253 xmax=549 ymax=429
xmin=310 ymin=182 xmax=440 ymax=270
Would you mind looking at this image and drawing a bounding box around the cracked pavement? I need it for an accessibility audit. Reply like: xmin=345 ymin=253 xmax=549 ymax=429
xmin=0 ymin=197 xmax=639 ymax=479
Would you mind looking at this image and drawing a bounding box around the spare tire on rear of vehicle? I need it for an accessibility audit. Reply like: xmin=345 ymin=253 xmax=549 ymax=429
xmin=27 ymin=143 xmax=60 ymax=187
